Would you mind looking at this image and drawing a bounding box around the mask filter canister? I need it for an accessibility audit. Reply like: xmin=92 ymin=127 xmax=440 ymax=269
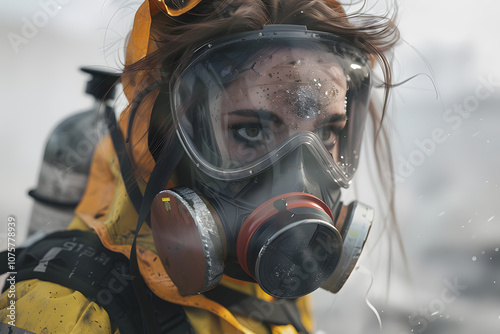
xmin=151 ymin=188 xmax=343 ymax=298
xmin=151 ymin=188 xmax=227 ymax=295
xmin=236 ymin=193 xmax=343 ymax=298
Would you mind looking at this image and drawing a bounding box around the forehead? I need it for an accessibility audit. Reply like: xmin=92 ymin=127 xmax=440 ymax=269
xmin=222 ymin=48 xmax=348 ymax=118
xmin=258 ymin=47 xmax=342 ymax=73
xmin=234 ymin=48 xmax=346 ymax=84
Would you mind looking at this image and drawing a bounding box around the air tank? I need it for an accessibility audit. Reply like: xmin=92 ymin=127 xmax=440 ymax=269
xmin=28 ymin=67 xmax=120 ymax=235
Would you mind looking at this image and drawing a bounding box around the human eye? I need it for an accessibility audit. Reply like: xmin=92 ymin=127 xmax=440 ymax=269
xmin=230 ymin=122 xmax=272 ymax=146
xmin=315 ymin=124 xmax=341 ymax=151
xmin=315 ymin=112 xmax=347 ymax=150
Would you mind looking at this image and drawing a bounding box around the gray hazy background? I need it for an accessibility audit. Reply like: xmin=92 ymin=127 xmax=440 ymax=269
xmin=1 ymin=1 xmax=499 ymax=333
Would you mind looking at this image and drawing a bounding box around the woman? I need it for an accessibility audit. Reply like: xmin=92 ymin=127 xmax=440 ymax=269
xmin=0 ymin=0 xmax=399 ymax=333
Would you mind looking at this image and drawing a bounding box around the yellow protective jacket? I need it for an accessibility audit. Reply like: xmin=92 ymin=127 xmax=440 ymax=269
xmin=0 ymin=1 xmax=314 ymax=333
xmin=0 ymin=135 xmax=312 ymax=333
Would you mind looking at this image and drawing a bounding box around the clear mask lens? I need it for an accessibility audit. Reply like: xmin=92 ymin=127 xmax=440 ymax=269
xmin=172 ymin=26 xmax=371 ymax=186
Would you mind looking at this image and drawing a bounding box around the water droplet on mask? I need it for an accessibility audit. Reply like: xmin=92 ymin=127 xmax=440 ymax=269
xmin=207 ymin=44 xmax=212 ymax=48
xmin=472 ymin=256 xmax=477 ymax=261
xmin=496 ymin=248 xmax=499 ymax=252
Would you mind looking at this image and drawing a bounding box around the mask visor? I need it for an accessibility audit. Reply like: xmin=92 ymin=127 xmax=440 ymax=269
xmin=171 ymin=26 xmax=372 ymax=186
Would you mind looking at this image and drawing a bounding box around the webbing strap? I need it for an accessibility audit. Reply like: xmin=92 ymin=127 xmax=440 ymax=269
xmin=103 ymin=91 xmax=192 ymax=334
xmin=0 ymin=231 xmax=195 ymax=334
xmin=104 ymin=106 xmax=150 ymax=227
xmin=1 ymin=230 xmax=143 ymax=334
xmin=124 ymin=87 xmax=189 ymax=334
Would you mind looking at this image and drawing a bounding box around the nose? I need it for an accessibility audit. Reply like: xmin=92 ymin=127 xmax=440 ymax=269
xmin=240 ymin=141 xmax=342 ymax=211
xmin=262 ymin=144 xmax=333 ymax=199
xmin=277 ymin=146 xmax=314 ymax=193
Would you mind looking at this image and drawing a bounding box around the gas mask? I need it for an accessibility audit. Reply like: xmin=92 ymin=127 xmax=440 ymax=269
xmin=150 ymin=25 xmax=374 ymax=299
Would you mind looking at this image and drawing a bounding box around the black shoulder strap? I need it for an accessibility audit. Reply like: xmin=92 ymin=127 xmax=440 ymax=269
xmin=105 ymin=94 xmax=196 ymax=334
xmin=1 ymin=230 xmax=142 ymax=334
xmin=0 ymin=230 xmax=192 ymax=334
xmin=104 ymin=105 xmax=148 ymax=225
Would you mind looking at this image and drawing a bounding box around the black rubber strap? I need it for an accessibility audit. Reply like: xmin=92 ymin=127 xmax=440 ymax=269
xmin=28 ymin=189 xmax=79 ymax=208
xmin=103 ymin=88 xmax=190 ymax=333
xmin=128 ymin=88 xmax=189 ymax=334
xmin=104 ymin=106 xmax=151 ymax=227
xmin=129 ymin=142 xmax=187 ymax=334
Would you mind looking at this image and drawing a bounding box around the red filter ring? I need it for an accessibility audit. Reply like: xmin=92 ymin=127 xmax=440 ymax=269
xmin=236 ymin=192 xmax=334 ymax=277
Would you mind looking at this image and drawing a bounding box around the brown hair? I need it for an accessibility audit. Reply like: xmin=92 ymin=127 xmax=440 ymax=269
xmin=123 ymin=0 xmax=402 ymax=267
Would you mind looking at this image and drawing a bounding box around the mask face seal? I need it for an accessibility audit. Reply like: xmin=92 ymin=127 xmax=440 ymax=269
xmin=151 ymin=25 xmax=374 ymax=299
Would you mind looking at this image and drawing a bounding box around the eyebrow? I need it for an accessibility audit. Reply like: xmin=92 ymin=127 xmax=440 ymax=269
xmin=314 ymin=113 xmax=348 ymax=129
xmin=324 ymin=113 xmax=348 ymax=123
xmin=227 ymin=109 xmax=284 ymax=124
xmin=227 ymin=109 xmax=347 ymax=128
